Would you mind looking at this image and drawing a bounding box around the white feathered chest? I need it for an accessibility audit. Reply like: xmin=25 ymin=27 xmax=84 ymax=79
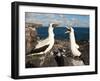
xmin=69 ymin=28 xmax=81 ymax=56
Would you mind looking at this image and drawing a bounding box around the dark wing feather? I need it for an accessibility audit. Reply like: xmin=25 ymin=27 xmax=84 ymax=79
xmin=30 ymin=44 xmax=49 ymax=53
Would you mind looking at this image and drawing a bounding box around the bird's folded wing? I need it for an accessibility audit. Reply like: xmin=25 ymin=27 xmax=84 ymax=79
xmin=35 ymin=38 xmax=50 ymax=49
xmin=31 ymin=45 xmax=49 ymax=53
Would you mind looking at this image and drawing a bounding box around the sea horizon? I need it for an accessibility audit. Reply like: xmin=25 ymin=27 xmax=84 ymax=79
xmin=36 ymin=27 xmax=89 ymax=41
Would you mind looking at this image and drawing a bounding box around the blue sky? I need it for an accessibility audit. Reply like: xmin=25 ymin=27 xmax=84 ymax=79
xmin=25 ymin=12 xmax=89 ymax=27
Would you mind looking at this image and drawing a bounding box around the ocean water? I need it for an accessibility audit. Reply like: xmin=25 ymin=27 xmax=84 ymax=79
xmin=36 ymin=27 xmax=89 ymax=41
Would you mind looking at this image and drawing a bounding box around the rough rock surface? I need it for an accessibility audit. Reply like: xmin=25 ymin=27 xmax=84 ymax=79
xmin=26 ymin=40 xmax=89 ymax=68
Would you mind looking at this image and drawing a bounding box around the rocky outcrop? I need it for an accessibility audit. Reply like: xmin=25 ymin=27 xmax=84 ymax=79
xmin=26 ymin=39 xmax=89 ymax=68
xmin=25 ymin=23 xmax=42 ymax=54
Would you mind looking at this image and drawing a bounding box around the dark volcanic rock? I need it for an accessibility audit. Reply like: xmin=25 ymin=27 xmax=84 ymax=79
xmin=25 ymin=27 xmax=38 ymax=54
xmin=26 ymin=39 xmax=89 ymax=68
xmin=79 ymin=41 xmax=89 ymax=65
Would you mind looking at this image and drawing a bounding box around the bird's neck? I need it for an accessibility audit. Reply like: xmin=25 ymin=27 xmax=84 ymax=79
xmin=69 ymin=31 xmax=76 ymax=45
xmin=48 ymin=26 xmax=54 ymax=37
xmin=48 ymin=31 xmax=54 ymax=38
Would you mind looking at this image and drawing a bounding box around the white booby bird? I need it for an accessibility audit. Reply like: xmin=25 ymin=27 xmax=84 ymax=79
xmin=28 ymin=23 xmax=55 ymax=55
xmin=65 ymin=26 xmax=81 ymax=56
xmin=27 ymin=23 xmax=56 ymax=66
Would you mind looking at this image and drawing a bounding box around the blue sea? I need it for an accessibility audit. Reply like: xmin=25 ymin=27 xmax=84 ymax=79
xmin=36 ymin=27 xmax=89 ymax=41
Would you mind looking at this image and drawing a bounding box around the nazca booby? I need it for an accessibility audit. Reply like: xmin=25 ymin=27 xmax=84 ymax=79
xmin=27 ymin=23 xmax=55 ymax=56
xmin=65 ymin=26 xmax=81 ymax=56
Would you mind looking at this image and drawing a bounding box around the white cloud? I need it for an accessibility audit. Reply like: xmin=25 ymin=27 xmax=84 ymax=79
xmin=25 ymin=12 xmax=89 ymax=27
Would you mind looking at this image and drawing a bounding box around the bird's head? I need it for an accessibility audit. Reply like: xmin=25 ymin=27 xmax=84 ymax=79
xmin=65 ymin=26 xmax=74 ymax=34
xmin=50 ymin=23 xmax=59 ymax=28
xmin=49 ymin=23 xmax=59 ymax=32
